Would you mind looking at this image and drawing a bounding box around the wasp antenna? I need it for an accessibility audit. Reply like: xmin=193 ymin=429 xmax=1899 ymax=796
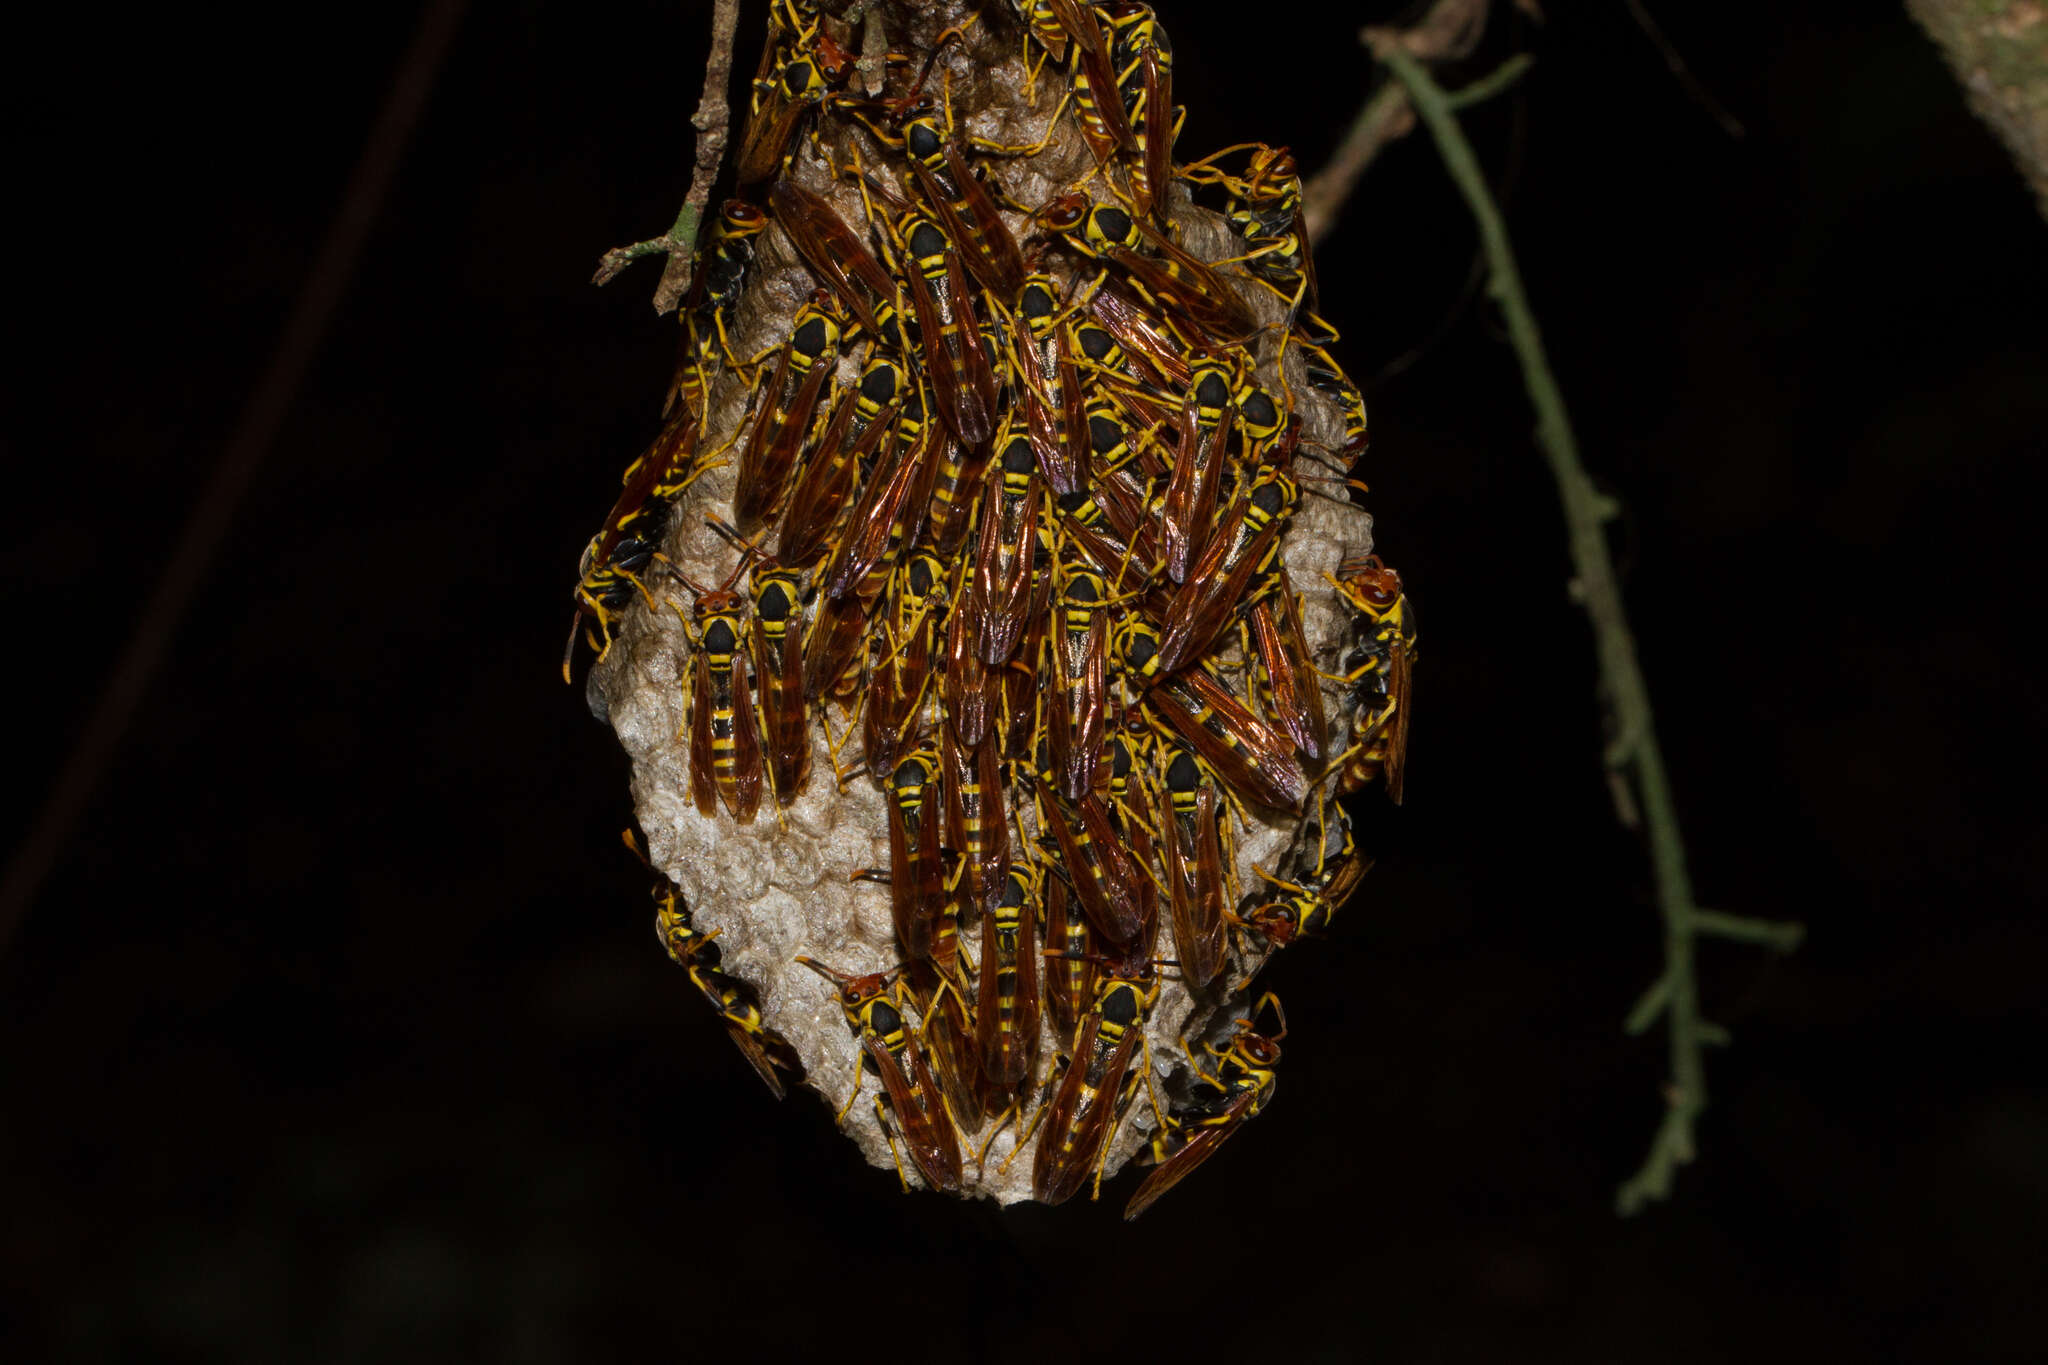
xmin=621 ymin=828 xmax=650 ymax=866
xmin=794 ymin=955 xmax=849 ymax=985
xmin=1252 ymin=991 xmax=1289 ymax=1040
xmin=703 ymin=512 xmax=765 ymax=558
xmin=561 ymin=611 xmax=585 ymax=685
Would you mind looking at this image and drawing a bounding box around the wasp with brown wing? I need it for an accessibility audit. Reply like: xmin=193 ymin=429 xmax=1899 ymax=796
xmin=970 ymin=428 xmax=1045 ymax=666
xmin=1037 ymin=194 xmax=1258 ymax=346
xmin=1329 ymin=555 xmax=1416 ymax=804
xmin=1035 ymin=778 xmax=1147 ymax=947
xmin=1123 ymin=994 xmax=1285 ymax=1220
xmin=919 ymin=417 xmax=988 ymax=559
xmin=777 ymin=354 xmax=904 ymax=571
xmin=1117 ymin=618 xmax=1309 ymax=812
xmin=704 ymin=516 xmax=813 ymax=805
xmin=1029 ymin=949 xmax=1162 ymax=1206
xmin=767 ymin=178 xmax=908 ymax=346
xmin=562 ymin=409 xmax=707 ymax=681
xmin=885 ymin=207 xmax=999 ymax=448
xmin=978 ymin=862 xmax=1044 ymax=1089
xmin=1160 ymin=361 xmax=1238 ymax=584
xmin=1080 ymin=277 xmax=1193 ymax=391
xmin=1159 ymin=744 xmax=1229 ymax=989
xmin=1150 ymin=468 xmax=1299 ymax=678
xmin=1013 ymin=273 xmax=1091 ymax=495
xmin=1106 ymin=2 xmax=1178 ymax=225
xmin=796 ymin=957 xmax=963 ymax=1193
xmin=821 ymin=397 xmax=935 ymax=604
xmin=631 ymin=832 xmax=805 ymax=1100
xmin=942 ymin=553 xmax=996 ymax=747
xmin=734 ymin=291 xmax=843 ymax=530
xmin=942 ymin=722 xmax=1010 ymax=918
xmin=1049 ymin=0 xmax=1137 ymax=166
xmin=1245 ymin=566 xmax=1328 ymax=762
xmin=1179 ymin=142 xmax=1336 ymax=342
xmin=874 ymin=872 xmax=986 ymax=1137
xmin=1041 ymin=856 xmax=1097 ymax=1053
xmin=1232 ymin=793 xmax=1369 ymax=950
xmin=1046 ymin=565 xmax=1115 ymax=803
xmin=677 ymin=199 xmax=770 ymax=377
xmin=863 ymin=550 xmax=945 ymax=783
xmin=880 ymin=743 xmax=947 ymax=960
xmin=735 ymin=3 xmax=856 ymax=186
xmin=897 ymin=114 xmax=1028 ymax=297
xmin=669 ymin=557 xmax=767 ymax=825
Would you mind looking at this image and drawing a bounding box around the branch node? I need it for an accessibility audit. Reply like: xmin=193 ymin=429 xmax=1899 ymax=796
xmin=1623 ymin=972 xmax=1672 ymax=1035
xmin=1605 ymin=767 xmax=1642 ymax=830
xmin=1691 ymin=909 xmax=1806 ymax=953
xmin=1445 ymin=53 xmax=1536 ymax=111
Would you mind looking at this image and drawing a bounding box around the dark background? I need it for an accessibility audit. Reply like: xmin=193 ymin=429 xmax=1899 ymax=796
xmin=7 ymin=1 xmax=2044 ymax=1359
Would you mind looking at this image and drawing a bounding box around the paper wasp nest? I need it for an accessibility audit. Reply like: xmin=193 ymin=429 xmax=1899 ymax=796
xmin=576 ymin=0 xmax=1403 ymax=1208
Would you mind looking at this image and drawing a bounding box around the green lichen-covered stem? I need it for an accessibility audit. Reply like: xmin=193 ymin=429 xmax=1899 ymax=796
xmin=1379 ymin=46 xmax=1805 ymax=1216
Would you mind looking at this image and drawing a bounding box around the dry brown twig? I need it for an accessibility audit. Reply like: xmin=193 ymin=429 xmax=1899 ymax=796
xmin=1303 ymin=0 xmax=1507 ymax=244
xmin=592 ymin=0 xmax=743 ymax=313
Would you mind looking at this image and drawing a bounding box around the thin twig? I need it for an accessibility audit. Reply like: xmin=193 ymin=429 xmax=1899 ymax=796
xmin=592 ymin=0 xmax=742 ymax=314
xmin=1376 ymin=43 xmax=1802 ymax=1217
xmin=1302 ymin=0 xmax=1525 ymax=245
xmin=855 ymin=5 xmax=891 ymax=99
xmin=1621 ymin=0 xmax=1745 ymax=139
xmin=1303 ymin=84 xmax=1414 ymax=246
xmin=1446 ymin=52 xmax=1534 ymax=110
xmin=0 ymin=0 xmax=472 ymax=957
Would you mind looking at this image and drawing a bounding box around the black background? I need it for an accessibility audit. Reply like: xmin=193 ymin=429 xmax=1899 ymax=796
xmin=7 ymin=1 xmax=2045 ymax=1360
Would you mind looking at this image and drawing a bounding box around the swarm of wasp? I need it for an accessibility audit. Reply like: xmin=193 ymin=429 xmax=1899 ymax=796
xmin=569 ymin=0 xmax=1414 ymax=1210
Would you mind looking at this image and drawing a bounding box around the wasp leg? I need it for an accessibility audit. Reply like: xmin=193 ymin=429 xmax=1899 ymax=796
xmin=874 ymin=1095 xmax=912 ymax=1193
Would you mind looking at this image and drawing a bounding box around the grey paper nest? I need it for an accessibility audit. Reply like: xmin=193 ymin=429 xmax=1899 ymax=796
xmin=573 ymin=0 xmax=1398 ymax=1209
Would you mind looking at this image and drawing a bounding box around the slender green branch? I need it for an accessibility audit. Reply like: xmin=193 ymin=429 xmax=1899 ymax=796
xmin=1377 ymin=45 xmax=1805 ymax=1217
xmin=1693 ymin=908 xmax=1806 ymax=951
xmin=1445 ymin=53 xmax=1535 ymax=111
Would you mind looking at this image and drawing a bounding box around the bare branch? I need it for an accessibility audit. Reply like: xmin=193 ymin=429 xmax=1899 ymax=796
xmin=592 ymin=0 xmax=743 ymax=314
xmin=1303 ymin=85 xmax=1415 ymax=246
xmin=1302 ymin=0 xmax=1497 ymax=245
xmin=1621 ymin=0 xmax=1745 ymax=138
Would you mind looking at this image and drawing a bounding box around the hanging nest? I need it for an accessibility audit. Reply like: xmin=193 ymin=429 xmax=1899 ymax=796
xmin=569 ymin=0 xmax=1414 ymax=1211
